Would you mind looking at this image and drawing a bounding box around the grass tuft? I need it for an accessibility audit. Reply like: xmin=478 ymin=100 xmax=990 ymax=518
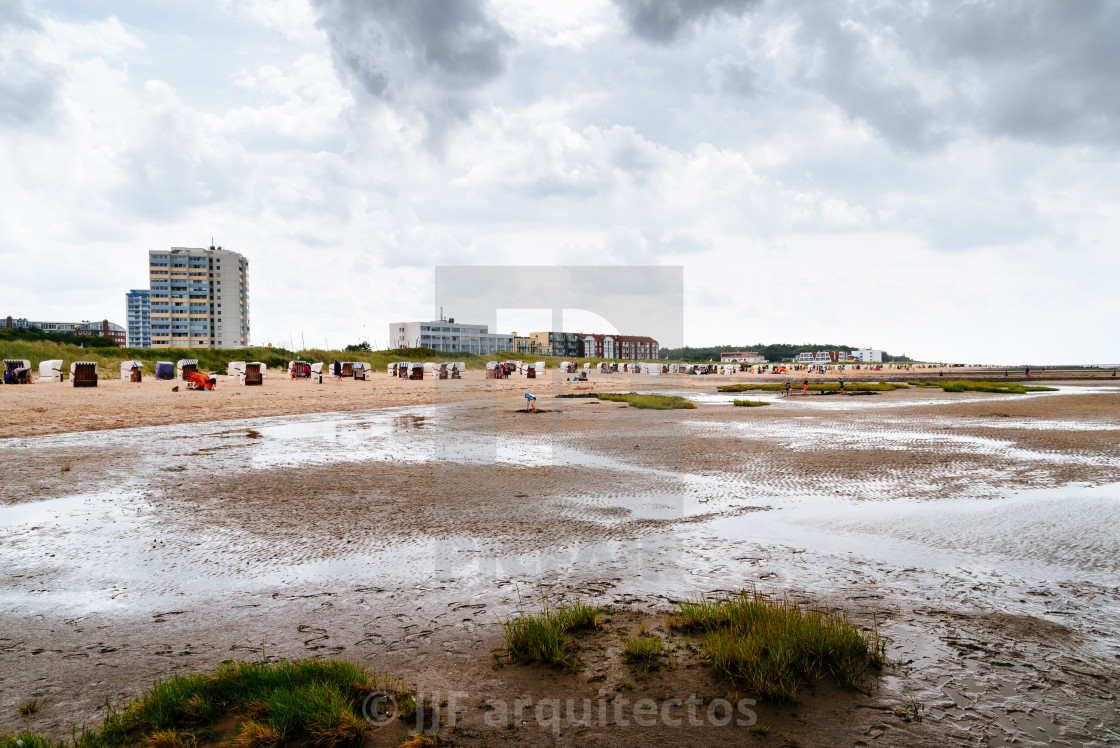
xmin=908 ymin=380 xmax=1057 ymax=393
xmin=670 ymin=589 xmax=885 ymax=703
xmin=732 ymin=399 xmax=770 ymax=407
xmin=621 ymin=633 xmax=665 ymax=674
xmin=18 ymin=698 xmax=47 ymax=717
xmin=142 ymin=729 xmax=194 ymax=748
xmin=598 ymin=393 xmax=696 ymax=409
xmin=719 ymin=382 xmax=907 ymax=393
xmin=500 ymin=596 xmax=603 ymax=671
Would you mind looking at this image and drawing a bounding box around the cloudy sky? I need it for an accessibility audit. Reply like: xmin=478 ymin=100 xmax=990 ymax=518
xmin=1 ymin=0 xmax=1117 ymax=363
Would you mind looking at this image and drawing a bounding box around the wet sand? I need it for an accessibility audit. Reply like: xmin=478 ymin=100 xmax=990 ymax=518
xmin=1 ymin=376 xmax=1119 ymax=746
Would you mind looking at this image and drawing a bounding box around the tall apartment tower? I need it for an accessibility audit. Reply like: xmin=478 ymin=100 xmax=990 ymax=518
xmin=125 ymin=289 xmax=151 ymax=348
xmin=148 ymin=246 xmax=250 ymax=349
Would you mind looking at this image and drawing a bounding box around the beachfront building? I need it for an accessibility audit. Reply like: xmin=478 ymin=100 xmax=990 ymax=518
xmin=528 ymin=331 xmax=581 ymax=359
xmin=720 ymin=351 xmax=766 ymax=363
xmin=389 ymin=319 xmax=514 ymax=355
xmin=126 ymin=289 xmax=151 ymax=349
xmin=148 ymin=246 xmax=250 ymax=349
xmin=514 ymin=334 xmax=552 ymax=357
xmin=2 ymin=316 xmax=127 ymax=345
xmin=578 ymin=334 xmax=659 ymax=361
xmin=851 ymin=348 xmax=883 ymax=363
xmin=793 ymin=350 xmax=857 ymax=364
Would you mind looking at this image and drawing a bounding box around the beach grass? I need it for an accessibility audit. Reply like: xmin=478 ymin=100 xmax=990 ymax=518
xmin=597 ymin=393 xmax=696 ymax=409
xmin=732 ymin=399 xmax=770 ymax=407
xmin=621 ymin=631 xmax=666 ymax=673
xmin=500 ymin=597 xmax=603 ymax=671
xmin=0 ymin=659 xmax=399 ymax=748
xmin=718 ymin=382 xmax=907 ymax=393
xmin=908 ymin=380 xmax=1057 ymax=394
xmin=670 ymin=590 xmax=885 ymax=703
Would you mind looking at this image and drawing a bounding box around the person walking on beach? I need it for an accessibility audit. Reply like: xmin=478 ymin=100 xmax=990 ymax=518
xmin=838 ymin=376 xmax=844 ymax=394
xmin=785 ymin=380 xmax=791 ymax=397
xmin=803 ymin=378 xmax=809 ymax=395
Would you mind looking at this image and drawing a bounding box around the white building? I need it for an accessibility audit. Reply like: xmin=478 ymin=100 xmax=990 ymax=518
xmin=851 ymin=348 xmax=883 ymax=363
xmin=148 ymin=246 xmax=250 ymax=349
xmin=720 ymin=351 xmax=766 ymax=363
xmin=389 ymin=319 xmax=514 ymax=355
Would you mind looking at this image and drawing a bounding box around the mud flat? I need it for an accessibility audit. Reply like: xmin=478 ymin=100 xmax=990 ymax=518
xmin=1 ymin=381 xmax=1118 ymax=746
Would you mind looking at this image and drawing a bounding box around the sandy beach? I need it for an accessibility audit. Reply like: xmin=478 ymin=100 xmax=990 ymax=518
xmin=1 ymin=372 xmax=1119 ymax=746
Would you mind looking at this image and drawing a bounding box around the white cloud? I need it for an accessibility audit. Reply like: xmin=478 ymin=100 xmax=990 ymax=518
xmin=0 ymin=0 xmax=1117 ymax=363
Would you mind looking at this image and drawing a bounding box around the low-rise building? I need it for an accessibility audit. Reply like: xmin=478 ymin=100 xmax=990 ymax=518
xmin=3 ymin=316 xmax=127 ymax=345
xmin=514 ymin=335 xmax=552 ymax=356
xmin=578 ymin=334 xmax=659 ymax=360
xmin=851 ymin=348 xmax=883 ymax=363
xmin=720 ymin=351 xmax=766 ymax=363
xmin=528 ymin=331 xmax=581 ymax=359
xmin=389 ymin=319 xmax=514 ymax=355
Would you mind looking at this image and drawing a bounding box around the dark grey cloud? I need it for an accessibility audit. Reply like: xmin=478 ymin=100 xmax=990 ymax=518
xmin=612 ymin=0 xmax=760 ymax=44
xmin=612 ymin=0 xmax=761 ymax=43
xmin=311 ymin=0 xmax=513 ymax=145
xmin=776 ymin=1 xmax=1120 ymax=150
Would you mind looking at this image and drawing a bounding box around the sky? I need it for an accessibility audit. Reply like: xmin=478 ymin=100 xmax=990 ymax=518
xmin=1 ymin=0 xmax=1117 ymax=364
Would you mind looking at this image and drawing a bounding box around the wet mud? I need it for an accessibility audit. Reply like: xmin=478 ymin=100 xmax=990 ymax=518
xmin=1 ymin=385 xmax=1118 ymax=746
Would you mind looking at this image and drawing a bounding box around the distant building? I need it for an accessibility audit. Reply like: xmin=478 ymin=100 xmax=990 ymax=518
xmin=578 ymin=334 xmax=659 ymax=360
xmin=528 ymin=331 xmax=581 ymax=359
xmin=2 ymin=316 xmax=126 ymax=345
xmin=793 ymin=350 xmax=859 ymax=364
xmin=720 ymin=351 xmax=766 ymax=363
xmin=514 ymin=334 xmax=552 ymax=356
xmin=148 ymin=246 xmax=250 ymax=349
xmin=794 ymin=351 xmax=836 ymax=364
xmin=75 ymin=320 xmax=128 ymax=346
xmin=389 ymin=319 xmax=514 ymax=355
xmin=126 ymin=289 xmax=151 ymax=349
xmin=851 ymin=348 xmax=883 ymax=363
